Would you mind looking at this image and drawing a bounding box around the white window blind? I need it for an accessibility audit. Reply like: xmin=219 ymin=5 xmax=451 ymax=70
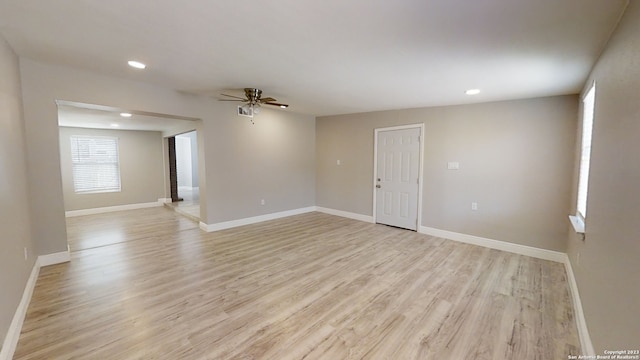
xmin=577 ymin=84 xmax=596 ymax=219
xmin=70 ymin=136 xmax=121 ymax=193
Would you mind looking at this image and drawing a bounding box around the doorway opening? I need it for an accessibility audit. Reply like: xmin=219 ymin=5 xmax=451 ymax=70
xmin=55 ymin=100 xmax=202 ymax=252
xmin=167 ymin=131 xmax=200 ymax=221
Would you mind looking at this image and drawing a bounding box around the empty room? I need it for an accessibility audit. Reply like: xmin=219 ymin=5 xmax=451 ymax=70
xmin=0 ymin=1 xmax=638 ymax=359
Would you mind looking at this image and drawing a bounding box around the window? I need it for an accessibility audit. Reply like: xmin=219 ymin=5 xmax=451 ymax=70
xmin=577 ymin=83 xmax=596 ymax=219
xmin=70 ymin=135 xmax=121 ymax=193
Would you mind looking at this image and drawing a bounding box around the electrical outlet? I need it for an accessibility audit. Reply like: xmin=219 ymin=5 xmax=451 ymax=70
xmin=261 ymin=199 xmax=265 ymax=205
xmin=337 ymin=159 xmax=341 ymax=165
xmin=24 ymin=247 xmax=28 ymax=260
xmin=471 ymin=202 xmax=478 ymax=211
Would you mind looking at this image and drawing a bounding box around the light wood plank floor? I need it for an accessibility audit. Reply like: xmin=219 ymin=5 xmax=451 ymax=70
xmin=15 ymin=208 xmax=580 ymax=359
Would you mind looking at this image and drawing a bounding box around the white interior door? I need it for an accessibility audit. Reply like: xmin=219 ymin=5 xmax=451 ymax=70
xmin=375 ymin=127 xmax=421 ymax=230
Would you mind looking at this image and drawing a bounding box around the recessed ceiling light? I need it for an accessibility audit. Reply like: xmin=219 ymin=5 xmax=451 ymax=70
xmin=120 ymin=112 xmax=132 ymax=117
xmin=280 ymin=105 xmax=288 ymax=109
xmin=127 ymin=60 xmax=146 ymax=69
xmin=110 ymin=123 xmax=119 ymax=127
xmin=465 ymin=89 xmax=481 ymax=95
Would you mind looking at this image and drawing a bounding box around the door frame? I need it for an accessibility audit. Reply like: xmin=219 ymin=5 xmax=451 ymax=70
xmin=167 ymin=136 xmax=183 ymax=202
xmin=372 ymin=123 xmax=425 ymax=230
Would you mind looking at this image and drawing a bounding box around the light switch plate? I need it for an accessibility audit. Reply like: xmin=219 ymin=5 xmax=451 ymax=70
xmin=447 ymin=162 xmax=460 ymax=170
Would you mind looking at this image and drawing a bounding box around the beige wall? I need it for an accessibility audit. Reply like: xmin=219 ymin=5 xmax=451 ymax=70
xmin=0 ymin=35 xmax=36 ymax=348
xmin=207 ymin=106 xmax=316 ymax=222
xmin=317 ymin=95 xmax=577 ymax=251
xmin=567 ymin=2 xmax=639 ymax=352
xmin=58 ymin=127 xmax=165 ymax=211
xmin=19 ymin=59 xmax=316 ymax=256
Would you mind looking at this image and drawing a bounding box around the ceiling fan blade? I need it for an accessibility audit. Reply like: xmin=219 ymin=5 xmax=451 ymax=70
xmin=259 ymin=97 xmax=277 ymax=103
xmin=220 ymin=93 xmax=247 ymax=100
xmin=264 ymin=102 xmax=289 ymax=108
xmin=218 ymin=99 xmax=246 ymax=102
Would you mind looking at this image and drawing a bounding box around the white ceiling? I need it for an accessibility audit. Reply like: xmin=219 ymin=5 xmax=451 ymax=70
xmin=0 ymin=0 xmax=628 ymax=116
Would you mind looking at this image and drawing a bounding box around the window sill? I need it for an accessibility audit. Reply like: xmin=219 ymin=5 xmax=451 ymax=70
xmin=75 ymin=189 xmax=121 ymax=194
xmin=569 ymin=215 xmax=585 ymax=234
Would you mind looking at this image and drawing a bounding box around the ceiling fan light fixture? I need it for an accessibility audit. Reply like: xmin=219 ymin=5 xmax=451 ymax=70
xmin=220 ymin=88 xmax=289 ymax=116
xmin=465 ymin=88 xmax=481 ymax=95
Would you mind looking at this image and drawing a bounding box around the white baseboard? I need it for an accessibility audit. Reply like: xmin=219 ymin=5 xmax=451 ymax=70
xmin=315 ymin=207 xmax=374 ymax=223
xmin=38 ymin=251 xmax=71 ymax=267
xmin=198 ymin=206 xmax=373 ymax=232
xmin=200 ymin=206 xmax=317 ymax=232
xmin=65 ymin=201 xmax=163 ymax=217
xmin=158 ymin=198 xmax=172 ymax=204
xmin=0 ymin=249 xmax=70 ymax=360
xmin=0 ymin=262 xmax=39 ymax=360
xmin=418 ymin=226 xmax=566 ymax=263
xmin=120 ymin=204 xmax=599 ymax=358
xmin=563 ymin=255 xmax=595 ymax=356
xmin=313 ymin=209 xmax=563 ymax=263
xmin=417 ymin=226 xmax=594 ymax=351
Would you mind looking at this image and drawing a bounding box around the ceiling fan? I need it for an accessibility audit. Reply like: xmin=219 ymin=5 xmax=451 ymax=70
xmin=219 ymin=88 xmax=289 ymax=114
